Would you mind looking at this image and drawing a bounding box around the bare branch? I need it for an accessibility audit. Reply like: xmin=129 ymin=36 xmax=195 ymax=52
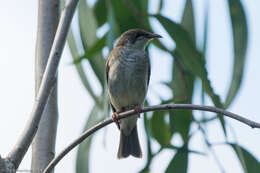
xmin=32 ymin=0 xmax=59 ymax=172
xmin=7 ymin=0 xmax=79 ymax=169
xmin=42 ymin=103 xmax=260 ymax=173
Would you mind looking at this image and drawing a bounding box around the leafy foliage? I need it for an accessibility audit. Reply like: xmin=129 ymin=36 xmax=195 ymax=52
xmin=165 ymin=147 xmax=189 ymax=173
xmin=66 ymin=0 xmax=257 ymax=172
xmin=229 ymin=143 xmax=260 ymax=173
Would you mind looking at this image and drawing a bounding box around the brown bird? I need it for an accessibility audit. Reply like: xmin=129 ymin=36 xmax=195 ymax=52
xmin=106 ymin=29 xmax=162 ymax=158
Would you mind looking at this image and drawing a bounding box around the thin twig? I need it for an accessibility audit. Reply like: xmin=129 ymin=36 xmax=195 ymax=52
xmin=43 ymin=103 xmax=260 ymax=173
xmin=7 ymin=0 xmax=79 ymax=169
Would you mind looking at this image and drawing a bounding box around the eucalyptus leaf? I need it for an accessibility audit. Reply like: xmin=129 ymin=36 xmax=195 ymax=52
xmin=93 ymin=0 xmax=107 ymax=27
xmin=139 ymin=112 xmax=153 ymax=173
xmin=169 ymin=57 xmax=194 ymax=141
xmin=157 ymin=0 xmax=164 ymax=13
xmin=181 ymin=0 xmax=195 ymax=43
xmin=111 ymin=0 xmax=148 ymax=32
xmin=154 ymin=14 xmax=226 ymax=134
xmin=225 ymin=0 xmax=248 ymax=108
xmin=200 ymin=0 xmax=209 ymax=114
xmin=169 ymin=110 xmax=192 ymax=142
xmin=78 ymin=0 xmax=106 ymax=87
xmin=202 ymin=0 xmax=209 ymax=54
xmin=76 ymin=105 xmax=104 ymax=173
xmin=229 ymin=143 xmax=260 ymax=173
xmin=165 ymin=147 xmax=188 ymax=173
xmin=154 ymin=15 xmax=222 ymax=106
xmin=67 ymin=31 xmax=102 ymax=107
xmin=73 ymin=34 xmax=107 ymax=64
xmin=107 ymin=2 xmax=118 ymax=51
xmin=150 ymin=111 xmax=171 ymax=146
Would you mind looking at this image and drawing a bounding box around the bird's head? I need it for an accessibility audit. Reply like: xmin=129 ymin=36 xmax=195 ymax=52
xmin=115 ymin=29 xmax=162 ymax=50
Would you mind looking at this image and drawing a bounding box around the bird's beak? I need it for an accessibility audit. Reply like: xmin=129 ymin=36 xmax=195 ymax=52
xmin=148 ymin=33 xmax=162 ymax=39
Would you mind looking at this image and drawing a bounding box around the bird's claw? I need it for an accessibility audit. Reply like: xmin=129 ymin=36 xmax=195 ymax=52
xmin=112 ymin=112 xmax=120 ymax=123
xmin=134 ymin=106 xmax=142 ymax=118
xmin=112 ymin=111 xmax=122 ymax=129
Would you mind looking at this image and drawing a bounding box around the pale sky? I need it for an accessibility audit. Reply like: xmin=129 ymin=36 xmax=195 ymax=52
xmin=0 ymin=0 xmax=259 ymax=173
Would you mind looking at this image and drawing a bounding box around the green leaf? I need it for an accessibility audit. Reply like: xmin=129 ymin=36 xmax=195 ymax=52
xmin=165 ymin=147 xmax=188 ymax=173
xmin=157 ymin=0 xmax=164 ymax=13
xmin=73 ymin=34 xmax=107 ymax=63
xmin=169 ymin=59 xmax=194 ymax=142
xmin=169 ymin=110 xmax=192 ymax=142
xmin=111 ymin=0 xmax=148 ymax=32
xmin=67 ymin=31 xmax=102 ymax=107
xmin=139 ymin=112 xmax=153 ymax=173
xmin=154 ymin=14 xmax=222 ymax=105
xmin=202 ymin=0 xmax=209 ymax=54
xmin=107 ymin=2 xmax=118 ymax=51
xmin=150 ymin=111 xmax=171 ymax=146
xmin=225 ymin=0 xmax=248 ymax=108
xmin=167 ymin=0 xmax=195 ymax=142
xmin=131 ymin=0 xmax=148 ymax=12
xmin=181 ymin=0 xmax=195 ymax=43
xmin=67 ymin=30 xmax=79 ymax=58
xmin=76 ymin=105 xmax=104 ymax=173
xmin=154 ymin=14 xmax=226 ymax=134
xmin=93 ymin=0 xmax=107 ymax=27
xmin=200 ymin=1 xmax=209 ymax=114
xmin=229 ymin=143 xmax=260 ymax=173
xmin=154 ymin=15 xmax=222 ymax=103
xmin=78 ymin=0 xmax=106 ymax=87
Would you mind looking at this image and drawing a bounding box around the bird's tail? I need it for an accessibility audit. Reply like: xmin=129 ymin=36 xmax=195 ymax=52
xmin=117 ymin=126 xmax=142 ymax=159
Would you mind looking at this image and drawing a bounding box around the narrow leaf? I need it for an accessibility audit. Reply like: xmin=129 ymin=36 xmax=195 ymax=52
xmin=139 ymin=112 xmax=153 ymax=173
xmin=229 ymin=143 xmax=260 ymax=173
xmin=67 ymin=31 xmax=102 ymax=107
xmin=107 ymin=2 xmax=118 ymax=51
xmin=78 ymin=0 xmax=106 ymax=87
xmin=181 ymin=0 xmax=195 ymax=43
xmin=93 ymin=0 xmax=107 ymax=27
xmin=76 ymin=105 xmax=104 ymax=173
xmin=169 ymin=110 xmax=192 ymax=142
xmin=155 ymin=14 xmax=226 ymax=134
xmin=165 ymin=147 xmax=188 ymax=173
xmin=150 ymin=111 xmax=171 ymax=146
xmin=225 ymin=0 xmax=248 ymax=108
xmin=202 ymin=0 xmax=209 ymax=54
xmin=157 ymin=0 xmax=164 ymax=13
xmin=73 ymin=34 xmax=107 ymax=63
xmin=168 ymin=0 xmax=195 ymax=142
xmin=111 ymin=0 xmax=147 ymax=32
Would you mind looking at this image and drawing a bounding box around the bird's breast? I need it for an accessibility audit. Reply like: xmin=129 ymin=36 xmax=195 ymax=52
xmin=108 ymin=51 xmax=149 ymax=110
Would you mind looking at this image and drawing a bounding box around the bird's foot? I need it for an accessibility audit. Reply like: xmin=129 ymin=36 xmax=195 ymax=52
xmin=112 ymin=112 xmax=120 ymax=129
xmin=112 ymin=112 xmax=120 ymax=122
xmin=134 ymin=106 xmax=142 ymax=118
xmin=112 ymin=108 xmax=125 ymax=129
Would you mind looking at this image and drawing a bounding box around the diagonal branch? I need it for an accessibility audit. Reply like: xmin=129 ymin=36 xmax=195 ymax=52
xmin=42 ymin=103 xmax=260 ymax=173
xmin=6 ymin=0 xmax=80 ymax=170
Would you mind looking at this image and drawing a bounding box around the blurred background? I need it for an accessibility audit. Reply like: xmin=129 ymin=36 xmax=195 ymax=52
xmin=0 ymin=0 xmax=260 ymax=172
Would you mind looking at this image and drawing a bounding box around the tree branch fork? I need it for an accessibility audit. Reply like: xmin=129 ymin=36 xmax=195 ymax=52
xmin=42 ymin=103 xmax=260 ymax=173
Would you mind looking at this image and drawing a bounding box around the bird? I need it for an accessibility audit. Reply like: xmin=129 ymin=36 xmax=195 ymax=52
xmin=106 ymin=29 xmax=162 ymax=158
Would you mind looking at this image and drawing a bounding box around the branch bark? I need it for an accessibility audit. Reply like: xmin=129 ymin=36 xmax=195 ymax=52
xmin=31 ymin=0 xmax=59 ymax=173
xmin=43 ymin=103 xmax=260 ymax=173
xmin=6 ymin=0 xmax=79 ymax=170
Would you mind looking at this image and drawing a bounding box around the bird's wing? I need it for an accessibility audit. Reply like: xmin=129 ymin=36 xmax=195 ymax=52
xmin=147 ymin=54 xmax=151 ymax=87
xmin=105 ymin=53 xmax=110 ymax=86
xmin=106 ymin=51 xmax=120 ymax=129
xmin=106 ymin=53 xmax=116 ymax=112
